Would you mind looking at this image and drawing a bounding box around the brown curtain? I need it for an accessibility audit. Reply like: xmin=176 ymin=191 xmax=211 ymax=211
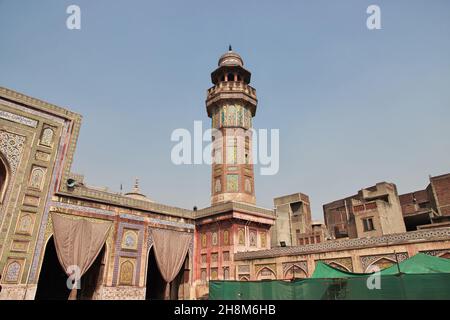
xmin=51 ymin=212 xmax=112 ymax=300
xmin=151 ymin=228 xmax=191 ymax=299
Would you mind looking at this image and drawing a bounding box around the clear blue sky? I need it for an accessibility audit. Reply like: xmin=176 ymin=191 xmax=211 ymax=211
xmin=1 ymin=0 xmax=449 ymax=219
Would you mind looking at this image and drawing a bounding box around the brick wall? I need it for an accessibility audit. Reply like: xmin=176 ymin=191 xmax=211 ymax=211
xmin=431 ymin=174 xmax=450 ymax=216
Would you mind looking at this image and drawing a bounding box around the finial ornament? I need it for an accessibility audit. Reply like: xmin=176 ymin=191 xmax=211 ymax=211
xmin=229 ymin=44 xmax=232 ymax=51
xmin=133 ymin=178 xmax=140 ymax=192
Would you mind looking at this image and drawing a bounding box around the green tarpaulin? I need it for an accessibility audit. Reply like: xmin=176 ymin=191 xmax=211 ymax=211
xmin=312 ymin=262 xmax=370 ymax=278
xmin=209 ymin=274 xmax=450 ymax=300
xmin=311 ymin=253 xmax=450 ymax=278
xmin=210 ymin=254 xmax=450 ymax=300
xmin=380 ymin=253 xmax=450 ymax=275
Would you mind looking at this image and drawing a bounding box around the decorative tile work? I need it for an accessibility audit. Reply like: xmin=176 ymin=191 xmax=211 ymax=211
xmin=121 ymin=229 xmax=139 ymax=251
xmin=0 ymin=130 xmax=26 ymax=176
xmin=420 ymin=249 xmax=450 ymax=258
xmin=50 ymin=202 xmax=116 ymax=217
xmin=113 ymin=222 xmax=144 ymax=286
xmin=212 ymin=231 xmax=218 ymax=246
xmin=223 ymin=251 xmax=230 ymax=262
xmin=120 ymin=213 xmax=145 ymax=222
xmin=226 ymin=174 xmax=239 ymax=192
xmin=360 ymin=252 xmax=409 ymax=272
xmin=0 ymin=110 xmax=37 ymax=128
xmin=0 ymin=95 xmax=67 ymax=125
xmin=282 ymin=261 xmax=308 ymax=275
xmin=319 ymin=257 xmax=354 ymax=272
xmin=223 ymin=267 xmax=230 ymax=280
xmin=235 ymin=228 xmax=450 ymax=260
xmin=101 ymin=286 xmax=145 ymax=300
xmin=118 ymin=258 xmax=135 ymax=286
xmin=214 ymin=178 xmax=221 ymax=193
xmin=10 ymin=240 xmax=30 ymax=253
xmin=238 ymin=265 xmax=250 ymax=274
xmin=201 ymin=233 xmax=207 ymax=248
xmin=147 ymin=217 xmax=194 ymax=230
xmin=23 ymin=195 xmax=40 ymax=207
xmin=3 ymin=258 xmax=25 ymax=283
xmin=200 ymin=269 xmax=207 ymax=283
xmin=255 ymin=263 xmax=277 ymax=276
xmin=39 ymin=127 xmax=54 ymax=147
xmin=15 ymin=105 xmax=74 ymax=283
xmin=211 ymin=268 xmax=218 ymax=280
xmin=28 ymin=166 xmax=46 ymax=190
xmin=260 ymin=231 xmax=267 ymax=248
xmin=223 ymin=230 xmax=229 ymax=245
xmin=35 ymin=151 xmax=51 ymax=162
xmin=15 ymin=212 xmax=35 ymax=235
xmin=238 ymin=228 xmax=245 ymax=245
xmin=249 ymin=229 xmax=257 ymax=247
xmin=195 ymin=201 xmax=274 ymax=218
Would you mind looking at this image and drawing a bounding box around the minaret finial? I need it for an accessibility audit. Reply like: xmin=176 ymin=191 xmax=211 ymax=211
xmin=228 ymin=44 xmax=232 ymax=51
xmin=133 ymin=178 xmax=140 ymax=192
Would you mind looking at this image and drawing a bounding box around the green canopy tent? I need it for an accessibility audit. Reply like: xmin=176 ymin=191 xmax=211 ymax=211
xmin=380 ymin=253 xmax=450 ymax=275
xmin=209 ymin=254 xmax=450 ymax=300
xmin=311 ymin=253 xmax=450 ymax=278
xmin=311 ymin=261 xmax=371 ymax=278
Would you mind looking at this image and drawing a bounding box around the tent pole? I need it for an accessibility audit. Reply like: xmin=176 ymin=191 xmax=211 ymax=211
xmin=394 ymin=251 xmax=401 ymax=274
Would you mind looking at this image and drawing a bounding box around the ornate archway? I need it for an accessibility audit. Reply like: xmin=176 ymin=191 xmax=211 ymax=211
xmin=35 ymin=236 xmax=108 ymax=300
xmin=0 ymin=153 xmax=9 ymax=203
xmin=328 ymin=262 xmax=351 ymax=272
xmin=365 ymin=257 xmax=396 ymax=272
xmin=35 ymin=236 xmax=71 ymax=300
xmin=256 ymin=267 xmax=276 ymax=280
xmin=283 ymin=265 xmax=307 ymax=280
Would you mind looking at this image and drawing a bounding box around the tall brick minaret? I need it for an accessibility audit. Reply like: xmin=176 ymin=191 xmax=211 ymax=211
xmin=206 ymin=46 xmax=257 ymax=205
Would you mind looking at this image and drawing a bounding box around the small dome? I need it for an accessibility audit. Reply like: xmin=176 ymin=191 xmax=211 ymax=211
xmin=218 ymin=46 xmax=244 ymax=67
xmin=124 ymin=178 xmax=153 ymax=202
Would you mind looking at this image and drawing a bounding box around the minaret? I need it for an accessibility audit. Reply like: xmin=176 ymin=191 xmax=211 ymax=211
xmin=206 ymin=47 xmax=257 ymax=205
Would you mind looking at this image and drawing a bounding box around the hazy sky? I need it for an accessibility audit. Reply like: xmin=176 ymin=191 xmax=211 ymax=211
xmin=1 ymin=0 xmax=449 ymax=219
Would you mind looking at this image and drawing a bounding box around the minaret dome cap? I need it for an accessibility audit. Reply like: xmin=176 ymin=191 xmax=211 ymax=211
xmin=218 ymin=46 xmax=244 ymax=67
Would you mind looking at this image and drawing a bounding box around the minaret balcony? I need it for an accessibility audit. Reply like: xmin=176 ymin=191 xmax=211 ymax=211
xmin=206 ymin=82 xmax=257 ymax=117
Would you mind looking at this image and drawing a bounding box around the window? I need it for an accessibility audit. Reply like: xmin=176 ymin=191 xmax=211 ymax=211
xmin=223 ymin=251 xmax=230 ymax=261
xmin=223 ymin=267 xmax=230 ymax=280
xmin=227 ymin=73 xmax=234 ymax=81
xmin=290 ymin=202 xmax=303 ymax=216
xmin=223 ymin=230 xmax=229 ymax=245
xmin=211 ymin=268 xmax=218 ymax=280
xmin=226 ymin=174 xmax=239 ymax=192
xmin=201 ymin=269 xmax=207 ymax=283
xmin=362 ymin=218 xmax=375 ymax=231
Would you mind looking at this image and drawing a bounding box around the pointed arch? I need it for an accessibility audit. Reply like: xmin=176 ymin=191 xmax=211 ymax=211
xmin=283 ymin=264 xmax=307 ymax=279
xmin=365 ymin=257 xmax=396 ymax=272
xmin=0 ymin=152 xmax=10 ymax=203
xmin=256 ymin=267 xmax=276 ymax=280
xmin=328 ymin=262 xmax=351 ymax=272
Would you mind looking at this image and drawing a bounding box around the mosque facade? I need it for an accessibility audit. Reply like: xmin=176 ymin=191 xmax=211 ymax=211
xmin=0 ymin=49 xmax=449 ymax=300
